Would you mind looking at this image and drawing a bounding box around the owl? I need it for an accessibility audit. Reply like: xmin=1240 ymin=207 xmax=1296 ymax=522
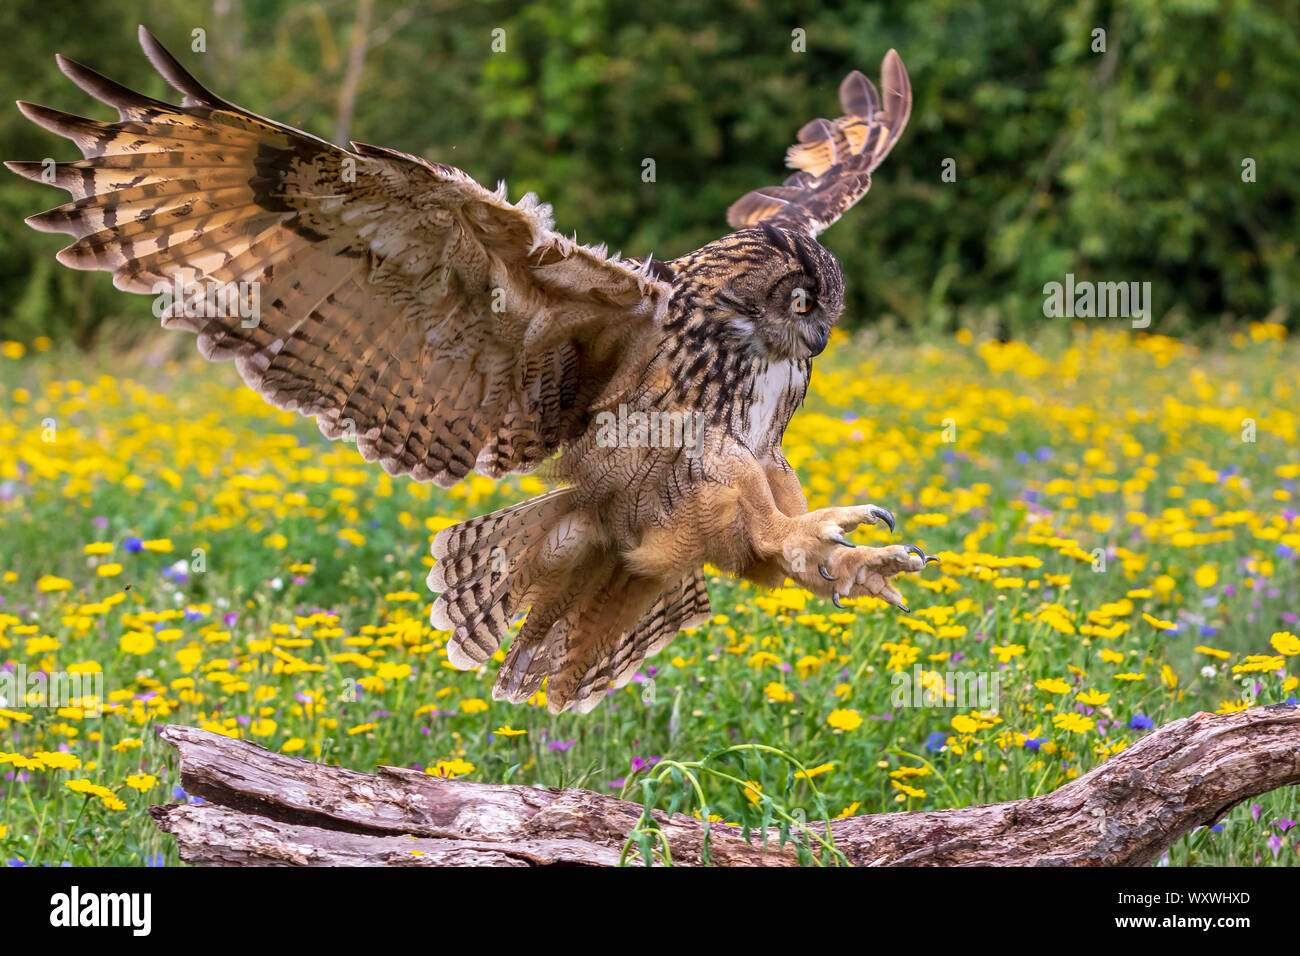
xmin=11 ymin=28 xmax=937 ymax=714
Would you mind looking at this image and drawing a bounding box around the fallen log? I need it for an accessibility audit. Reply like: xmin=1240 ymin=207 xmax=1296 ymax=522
xmin=150 ymin=703 xmax=1300 ymax=866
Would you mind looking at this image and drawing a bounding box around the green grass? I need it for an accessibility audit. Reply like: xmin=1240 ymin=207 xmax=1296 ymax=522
xmin=0 ymin=322 xmax=1297 ymax=866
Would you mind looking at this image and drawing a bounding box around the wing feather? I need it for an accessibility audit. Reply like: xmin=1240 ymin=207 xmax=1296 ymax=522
xmin=727 ymin=49 xmax=912 ymax=236
xmin=10 ymin=27 xmax=671 ymax=486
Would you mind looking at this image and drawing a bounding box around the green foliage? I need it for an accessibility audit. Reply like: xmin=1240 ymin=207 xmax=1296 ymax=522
xmin=1 ymin=0 xmax=1296 ymax=344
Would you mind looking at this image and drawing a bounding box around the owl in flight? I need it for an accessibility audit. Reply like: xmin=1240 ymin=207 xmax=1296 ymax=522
xmin=12 ymin=28 xmax=937 ymax=714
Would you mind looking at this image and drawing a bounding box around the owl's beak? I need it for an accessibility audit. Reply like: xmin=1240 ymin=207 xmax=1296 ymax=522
xmin=805 ymin=324 xmax=830 ymax=357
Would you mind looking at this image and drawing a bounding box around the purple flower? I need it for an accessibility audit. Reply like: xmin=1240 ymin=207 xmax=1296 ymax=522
xmin=1024 ymin=737 xmax=1044 ymax=751
xmin=1252 ymin=803 xmax=1263 ymax=821
xmin=608 ymin=777 xmax=625 ymax=789
xmin=1275 ymin=819 xmax=1296 ymax=831
xmin=1277 ymin=544 xmax=1296 ymax=560
xmin=1129 ymin=713 xmax=1154 ymax=731
xmin=924 ymin=731 xmax=947 ymax=753
xmin=547 ymin=739 xmax=575 ymax=752
xmin=1267 ymin=834 xmax=1284 ymax=858
xmin=124 ymin=537 xmax=143 ymax=553
xmin=92 ymin=516 xmax=109 ymax=529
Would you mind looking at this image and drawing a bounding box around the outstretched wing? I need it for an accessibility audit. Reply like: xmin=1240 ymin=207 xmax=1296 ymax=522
xmin=727 ymin=50 xmax=911 ymax=237
xmin=9 ymin=27 xmax=671 ymax=487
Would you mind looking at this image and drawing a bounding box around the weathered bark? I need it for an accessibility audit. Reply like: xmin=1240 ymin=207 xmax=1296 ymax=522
xmin=151 ymin=703 xmax=1300 ymax=866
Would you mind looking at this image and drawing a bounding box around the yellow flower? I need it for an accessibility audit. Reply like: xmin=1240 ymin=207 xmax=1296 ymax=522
xmin=96 ymin=563 xmax=123 ymax=578
xmin=1076 ymin=689 xmax=1110 ymax=707
xmin=32 ymin=751 xmax=81 ymax=770
xmin=83 ymin=542 xmax=113 ymax=556
xmin=428 ymin=758 xmax=475 ymax=778
xmin=141 ymin=539 xmax=173 ymax=553
xmin=742 ymin=780 xmax=763 ymax=805
xmin=764 ymin=682 xmax=793 ymax=703
xmin=36 ymin=575 xmax=73 ymax=593
xmin=1052 ymin=712 xmax=1095 ymax=733
xmin=1034 ymin=677 xmax=1071 ymax=694
xmin=1270 ymin=632 xmax=1300 ymax=657
xmin=492 ymin=726 xmax=527 ymax=737
xmin=1141 ymin=613 xmax=1176 ymax=631
xmin=991 ymin=644 xmax=1025 ymax=663
xmin=1232 ymin=655 xmax=1284 ymax=674
xmin=795 ymin=655 xmax=823 ymax=678
xmin=794 ymin=762 xmax=834 ymax=780
xmin=827 ymin=709 xmax=862 ymax=731
xmin=1193 ymin=564 xmax=1218 ymax=588
xmin=891 ymin=780 xmax=926 ymax=799
xmin=1195 ymin=645 xmax=1230 ymax=660
xmin=119 ymin=631 xmax=156 ymax=656
xmin=459 ymin=698 xmax=489 ymax=714
xmin=125 ymin=774 xmax=157 ymax=792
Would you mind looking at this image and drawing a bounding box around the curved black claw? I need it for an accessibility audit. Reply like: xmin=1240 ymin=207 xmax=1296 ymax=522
xmin=905 ymin=544 xmax=940 ymax=567
xmin=829 ymin=534 xmax=857 ymax=548
xmin=831 ymin=591 xmax=845 ymax=609
xmin=896 ymin=601 xmax=911 ymax=614
xmin=818 ymin=564 xmax=837 ymax=582
xmin=869 ymin=505 xmax=896 ymax=534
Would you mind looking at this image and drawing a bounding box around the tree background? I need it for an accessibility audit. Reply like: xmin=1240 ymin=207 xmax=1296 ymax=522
xmin=1 ymin=0 xmax=1296 ymax=345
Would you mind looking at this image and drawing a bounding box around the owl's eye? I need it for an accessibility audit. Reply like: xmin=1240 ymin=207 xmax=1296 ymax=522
xmin=790 ymin=289 xmax=815 ymax=315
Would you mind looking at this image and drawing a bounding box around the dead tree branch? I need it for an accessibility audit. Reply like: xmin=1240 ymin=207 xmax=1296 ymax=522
xmin=150 ymin=704 xmax=1300 ymax=866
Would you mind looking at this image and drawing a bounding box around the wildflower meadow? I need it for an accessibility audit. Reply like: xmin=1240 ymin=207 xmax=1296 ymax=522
xmin=1 ymin=323 xmax=1297 ymax=867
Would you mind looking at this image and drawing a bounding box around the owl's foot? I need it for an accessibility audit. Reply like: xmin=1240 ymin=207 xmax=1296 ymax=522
xmin=809 ymin=543 xmax=938 ymax=612
xmin=777 ymin=502 xmax=896 ymax=581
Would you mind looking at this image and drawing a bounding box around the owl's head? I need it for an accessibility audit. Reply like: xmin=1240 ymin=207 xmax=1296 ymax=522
xmin=678 ymin=223 xmax=845 ymax=360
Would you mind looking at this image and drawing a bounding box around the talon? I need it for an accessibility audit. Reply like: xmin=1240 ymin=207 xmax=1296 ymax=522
xmin=870 ymin=506 xmax=896 ymax=533
xmin=832 ymin=590 xmax=844 ymax=609
xmin=896 ymin=601 xmax=911 ymax=614
xmin=830 ymin=534 xmax=856 ymax=548
xmin=818 ymin=564 xmax=837 ymax=581
xmin=905 ymin=544 xmax=939 ymax=567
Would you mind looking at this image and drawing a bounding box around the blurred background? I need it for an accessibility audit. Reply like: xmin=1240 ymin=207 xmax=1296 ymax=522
xmin=0 ymin=0 xmax=1296 ymax=347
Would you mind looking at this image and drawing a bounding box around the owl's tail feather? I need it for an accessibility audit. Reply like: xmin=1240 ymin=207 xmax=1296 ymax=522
xmin=428 ymin=488 xmax=581 ymax=669
xmin=429 ymin=490 xmax=712 ymax=715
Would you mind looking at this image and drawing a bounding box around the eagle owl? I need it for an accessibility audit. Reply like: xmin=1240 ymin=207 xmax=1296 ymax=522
xmin=11 ymin=28 xmax=937 ymax=714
